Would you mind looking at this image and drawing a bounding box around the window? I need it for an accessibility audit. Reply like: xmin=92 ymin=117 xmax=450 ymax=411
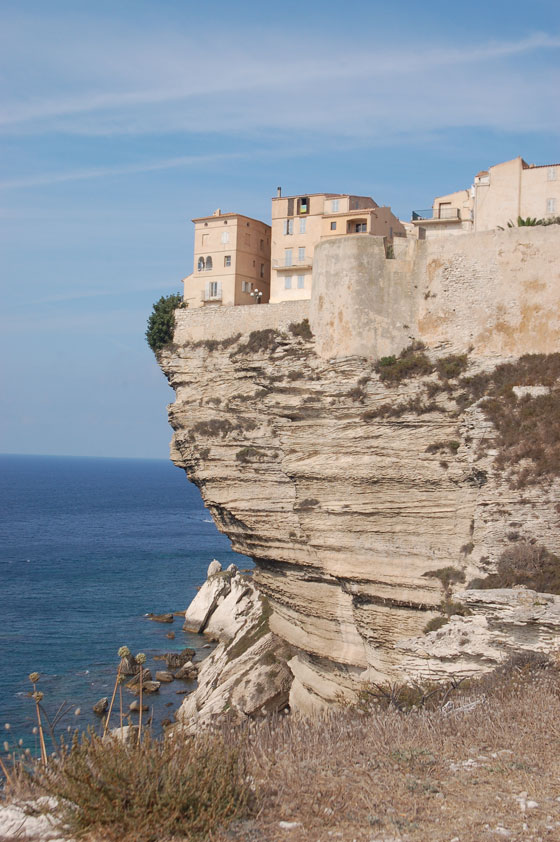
xmin=221 ymin=231 xmax=229 ymax=244
xmin=355 ymin=223 xmax=367 ymax=233
xmin=197 ymin=257 xmax=205 ymax=271
xmin=331 ymin=199 xmax=339 ymax=212
xmin=283 ymin=219 xmax=294 ymax=235
xmin=546 ymin=198 xmax=557 ymax=214
xmin=298 ymin=247 xmax=305 ymax=262
xmin=201 ymin=233 xmax=209 ymax=245
xmin=547 ymin=168 xmax=557 ymax=182
xmin=299 ymin=218 xmax=306 ymax=234
xmin=284 ymin=249 xmax=293 ymax=267
xmin=287 ymin=198 xmax=294 ymax=217
xmin=297 ymin=197 xmax=309 ymax=214
xmin=208 ymin=281 xmax=219 ymax=298
xmin=260 ymin=239 xmax=264 ymax=251
xmin=224 ymin=255 xmax=231 ymax=267
xmin=330 ymin=221 xmax=337 ymax=231
xmin=260 ymin=263 xmax=264 ymax=278
xmin=205 ymin=256 xmax=213 ymax=270
xmin=284 ymin=276 xmax=292 ymax=289
xmin=297 ymin=275 xmax=305 ymax=289
xmin=242 ymin=281 xmax=252 ymax=293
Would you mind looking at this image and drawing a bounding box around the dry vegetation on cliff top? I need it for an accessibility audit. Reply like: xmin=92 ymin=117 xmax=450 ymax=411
xmin=4 ymin=657 xmax=560 ymax=842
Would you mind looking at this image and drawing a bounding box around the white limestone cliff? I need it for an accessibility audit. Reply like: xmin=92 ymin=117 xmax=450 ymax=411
xmin=160 ymin=227 xmax=560 ymax=713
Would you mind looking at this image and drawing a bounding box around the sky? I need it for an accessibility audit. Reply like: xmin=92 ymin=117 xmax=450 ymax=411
xmin=1 ymin=0 xmax=559 ymax=458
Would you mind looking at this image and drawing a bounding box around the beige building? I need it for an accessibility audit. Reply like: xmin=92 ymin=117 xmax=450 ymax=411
xmin=270 ymin=192 xmax=405 ymax=303
xmin=412 ymin=156 xmax=560 ymax=237
xmin=183 ymin=210 xmax=271 ymax=307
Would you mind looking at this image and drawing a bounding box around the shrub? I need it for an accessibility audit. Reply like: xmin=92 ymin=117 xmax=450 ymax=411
xmin=145 ymin=293 xmax=184 ymax=353
xmin=423 ymin=616 xmax=449 ymax=634
xmin=236 ymin=447 xmax=264 ymax=463
xmin=363 ymin=397 xmax=440 ymax=421
xmin=374 ymin=341 xmax=434 ymax=384
xmin=192 ymin=418 xmax=235 ymax=438
xmin=472 ymin=543 xmax=560 ymax=594
xmin=422 ymin=567 xmax=466 ymax=593
xmin=436 ymin=354 xmax=468 ymax=380
xmin=425 ymin=440 xmax=460 ymax=455
xmin=288 ymin=318 xmax=313 ymax=340
xmin=34 ymin=732 xmax=251 ymax=842
xmin=456 ymin=353 xmax=560 ymax=487
xmin=295 ymin=498 xmax=320 ymax=511
xmin=191 ymin=333 xmax=242 ymax=352
xmin=231 ymin=329 xmax=280 ymax=356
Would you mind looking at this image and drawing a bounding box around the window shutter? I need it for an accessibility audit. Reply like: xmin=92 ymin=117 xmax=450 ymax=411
xmin=205 ymin=282 xmax=210 ymax=300
xmin=217 ymin=281 xmax=222 ymax=299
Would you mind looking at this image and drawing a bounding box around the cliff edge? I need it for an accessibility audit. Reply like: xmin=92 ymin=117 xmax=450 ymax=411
xmin=159 ymin=226 xmax=560 ymax=714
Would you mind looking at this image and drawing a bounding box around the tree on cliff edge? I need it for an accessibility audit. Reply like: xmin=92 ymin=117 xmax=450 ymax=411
xmin=146 ymin=293 xmax=184 ymax=353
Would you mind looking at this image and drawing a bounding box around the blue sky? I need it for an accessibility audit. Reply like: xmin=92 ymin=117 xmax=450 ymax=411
xmin=1 ymin=0 xmax=559 ymax=458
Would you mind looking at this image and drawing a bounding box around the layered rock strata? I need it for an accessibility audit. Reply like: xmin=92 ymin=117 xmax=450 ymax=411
xmin=160 ymin=226 xmax=560 ymax=713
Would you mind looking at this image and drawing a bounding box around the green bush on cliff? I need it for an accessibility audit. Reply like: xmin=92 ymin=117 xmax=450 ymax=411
xmin=146 ymin=293 xmax=184 ymax=353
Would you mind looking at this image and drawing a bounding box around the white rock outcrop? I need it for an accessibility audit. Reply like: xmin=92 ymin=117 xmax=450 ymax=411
xmin=177 ymin=565 xmax=292 ymax=731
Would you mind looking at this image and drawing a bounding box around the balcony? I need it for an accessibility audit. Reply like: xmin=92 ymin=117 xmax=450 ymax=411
xmin=272 ymin=257 xmax=313 ymax=271
xmin=412 ymin=208 xmax=461 ymax=221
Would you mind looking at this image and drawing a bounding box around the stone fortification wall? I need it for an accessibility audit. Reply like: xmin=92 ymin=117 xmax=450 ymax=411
xmin=417 ymin=226 xmax=560 ymax=357
xmin=174 ymin=300 xmax=310 ymax=345
xmin=310 ymin=226 xmax=560 ymax=360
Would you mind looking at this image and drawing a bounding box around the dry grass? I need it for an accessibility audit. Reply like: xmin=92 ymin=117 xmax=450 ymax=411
xmin=4 ymin=661 xmax=560 ymax=841
xmin=216 ymin=659 xmax=560 ymax=842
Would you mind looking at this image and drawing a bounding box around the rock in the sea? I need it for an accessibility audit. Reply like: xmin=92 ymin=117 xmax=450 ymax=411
xmin=227 ymin=563 xmax=238 ymax=574
xmin=155 ymin=670 xmax=174 ymax=683
xmin=119 ymin=653 xmax=139 ymax=676
xmin=164 ymin=648 xmax=195 ymax=670
xmin=108 ymin=724 xmax=138 ymax=743
xmin=126 ymin=668 xmax=152 ymax=689
xmin=141 ymin=681 xmax=161 ymax=694
xmin=129 ymin=700 xmax=149 ymax=712
xmin=207 ymin=559 xmax=222 ymax=577
xmin=93 ymin=697 xmax=109 ymax=715
xmin=147 ymin=612 xmax=174 ymax=623
xmin=166 ymin=631 xmax=175 ymax=639
xmin=174 ymin=661 xmax=199 ymax=680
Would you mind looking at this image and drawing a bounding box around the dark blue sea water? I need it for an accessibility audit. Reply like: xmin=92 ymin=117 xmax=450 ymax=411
xmin=0 ymin=454 xmax=250 ymax=749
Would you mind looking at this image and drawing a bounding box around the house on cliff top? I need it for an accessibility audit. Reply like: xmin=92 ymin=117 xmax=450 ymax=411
xmin=183 ymin=191 xmax=405 ymax=307
xmin=411 ymin=156 xmax=560 ymax=237
xmin=182 ymin=210 xmax=271 ymax=308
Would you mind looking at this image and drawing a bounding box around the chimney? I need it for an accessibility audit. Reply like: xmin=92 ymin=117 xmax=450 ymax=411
xmin=213 ymin=208 xmax=221 ymax=216
xmin=276 ymin=187 xmax=282 ymax=198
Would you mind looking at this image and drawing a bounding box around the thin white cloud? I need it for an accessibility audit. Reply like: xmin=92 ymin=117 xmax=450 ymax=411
xmin=0 ymin=152 xmax=245 ymax=189
xmin=0 ymin=24 xmax=558 ymax=135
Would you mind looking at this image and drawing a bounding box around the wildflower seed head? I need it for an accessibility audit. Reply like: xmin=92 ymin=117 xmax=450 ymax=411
xmin=3 ymin=741 xmax=9 ymax=752
xmin=18 ymin=739 xmax=23 ymax=747
xmin=136 ymin=653 xmax=146 ymax=665
xmin=28 ymin=672 xmax=40 ymax=684
xmin=118 ymin=646 xmax=130 ymax=658
xmin=33 ymin=691 xmax=44 ymax=702
xmin=32 ymin=727 xmax=38 ymax=735
xmin=4 ymin=723 xmax=10 ymax=730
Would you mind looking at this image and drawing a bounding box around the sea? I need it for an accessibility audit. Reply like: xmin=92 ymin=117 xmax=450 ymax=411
xmin=0 ymin=454 xmax=250 ymax=750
